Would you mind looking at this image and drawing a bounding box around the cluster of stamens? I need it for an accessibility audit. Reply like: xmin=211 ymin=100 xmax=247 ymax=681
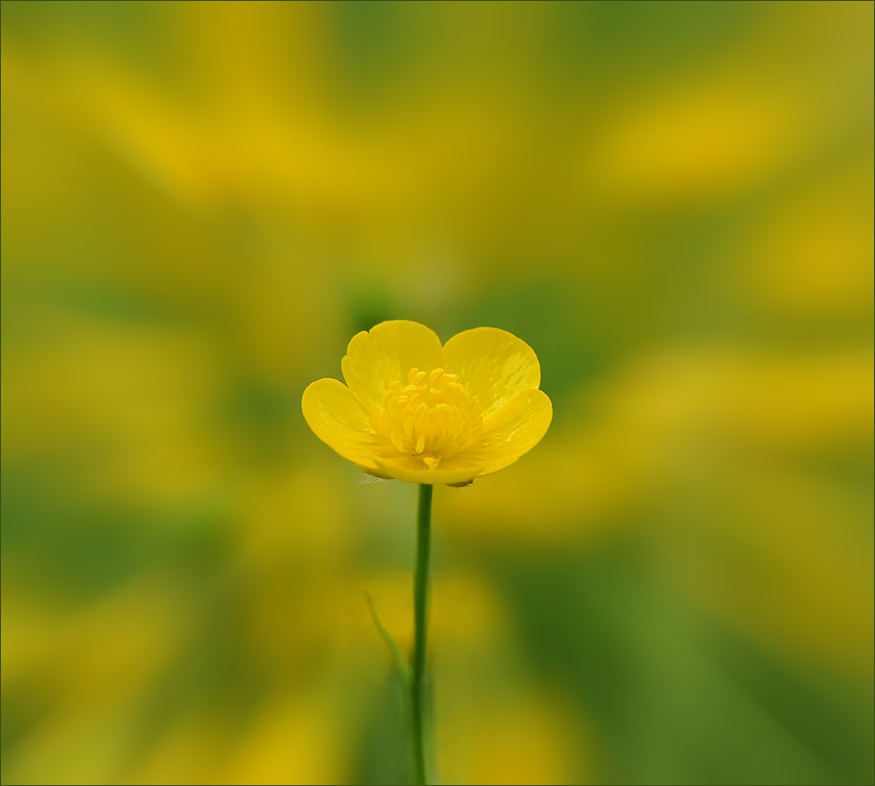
xmin=371 ymin=367 xmax=483 ymax=470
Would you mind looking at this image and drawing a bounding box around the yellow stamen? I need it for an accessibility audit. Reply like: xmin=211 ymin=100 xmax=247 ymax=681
xmin=370 ymin=367 xmax=483 ymax=469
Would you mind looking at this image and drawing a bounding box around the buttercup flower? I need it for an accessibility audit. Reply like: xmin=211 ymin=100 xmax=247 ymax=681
xmin=302 ymin=320 xmax=552 ymax=485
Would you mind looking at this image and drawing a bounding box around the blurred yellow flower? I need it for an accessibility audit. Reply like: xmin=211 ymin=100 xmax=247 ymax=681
xmin=302 ymin=320 xmax=552 ymax=485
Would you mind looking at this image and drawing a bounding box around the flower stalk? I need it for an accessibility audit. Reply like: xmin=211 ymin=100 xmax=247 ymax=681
xmin=410 ymin=483 xmax=432 ymax=785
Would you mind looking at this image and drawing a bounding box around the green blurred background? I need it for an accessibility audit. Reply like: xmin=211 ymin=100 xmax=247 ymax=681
xmin=1 ymin=2 xmax=873 ymax=784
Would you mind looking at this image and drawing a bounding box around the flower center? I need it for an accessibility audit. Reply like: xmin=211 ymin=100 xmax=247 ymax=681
xmin=371 ymin=367 xmax=483 ymax=470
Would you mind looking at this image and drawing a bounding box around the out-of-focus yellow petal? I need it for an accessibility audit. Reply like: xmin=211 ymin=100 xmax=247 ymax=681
xmin=301 ymin=378 xmax=379 ymax=470
xmin=460 ymin=388 xmax=553 ymax=475
xmin=342 ymin=320 xmax=445 ymax=411
xmin=443 ymin=327 xmax=541 ymax=417
xmin=374 ymin=456 xmax=484 ymax=486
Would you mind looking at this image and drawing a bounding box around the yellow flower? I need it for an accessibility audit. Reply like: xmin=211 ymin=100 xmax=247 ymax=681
xmin=302 ymin=321 xmax=553 ymax=485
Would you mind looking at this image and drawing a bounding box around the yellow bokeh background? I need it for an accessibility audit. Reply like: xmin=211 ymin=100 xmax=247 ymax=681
xmin=1 ymin=2 xmax=872 ymax=784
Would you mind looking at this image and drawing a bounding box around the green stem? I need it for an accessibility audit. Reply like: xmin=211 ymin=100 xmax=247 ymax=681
xmin=410 ymin=483 xmax=432 ymax=786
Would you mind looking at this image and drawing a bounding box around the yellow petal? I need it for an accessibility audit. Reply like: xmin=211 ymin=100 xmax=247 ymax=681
xmin=443 ymin=327 xmax=541 ymax=417
xmin=342 ymin=320 xmax=445 ymax=411
xmin=301 ymin=378 xmax=379 ymax=470
xmin=459 ymin=388 xmax=553 ymax=475
xmin=374 ymin=456 xmax=484 ymax=486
